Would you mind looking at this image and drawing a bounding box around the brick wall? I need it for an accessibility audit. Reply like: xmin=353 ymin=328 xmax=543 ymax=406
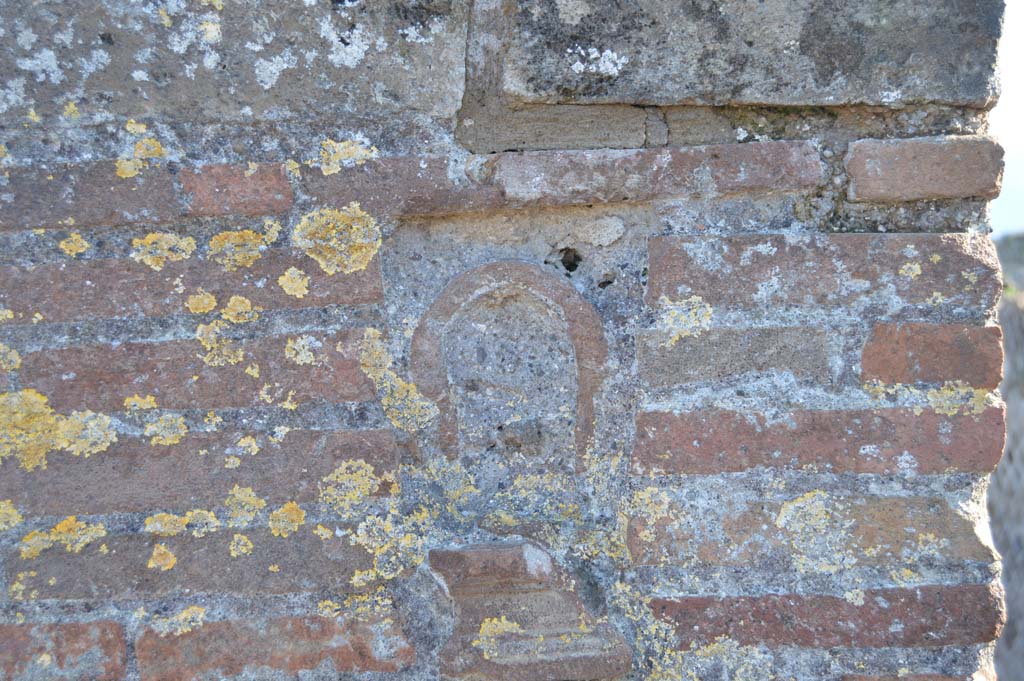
xmin=0 ymin=2 xmax=1007 ymax=679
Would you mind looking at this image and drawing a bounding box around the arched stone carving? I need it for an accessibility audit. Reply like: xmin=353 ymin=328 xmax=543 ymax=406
xmin=410 ymin=261 xmax=607 ymax=469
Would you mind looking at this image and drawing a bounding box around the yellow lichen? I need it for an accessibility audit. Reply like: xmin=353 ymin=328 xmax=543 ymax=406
xmin=58 ymin=232 xmax=90 ymax=258
xmin=319 ymin=459 xmax=380 ymax=520
xmin=899 ymin=261 xmax=922 ymax=280
xmin=291 ymin=204 xmax=381 ymax=275
xmin=134 ymin=138 xmax=165 ymax=159
xmin=131 ymin=233 xmax=197 ymax=271
xmin=359 ymin=328 xmax=438 ymax=432
xmin=151 ymin=605 xmax=205 ymax=637
xmin=220 ymin=295 xmax=260 ymax=324
xmin=245 ymin=363 xmax=260 ymax=378
xmin=144 ymin=415 xmax=188 ymax=446
xmin=472 ymin=616 xmax=523 ymax=660
xmin=186 ymin=289 xmax=217 ymax=314
xmin=0 ymin=343 xmax=21 ymax=371
xmin=775 ymin=490 xmax=856 ymax=574
xmin=284 ymin=159 xmax=301 ymax=178
xmin=207 ymin=229 xmax=269 ymax=271
xmin=224 ymin=456 xmax=241 ymax=469
xmin=115 ymin=158 xmax=144 ymax=178
xmin=62 ymin=101 xmax=80 ymax=119
xmin=0 ymin=308 xmax=13 ymax=323
xmin=236 ymin=435 xmax=260 ymax=456
xmin=229 ymin=533 xmax=253 ymax=557
xmin=195 ymin=320 xmax=244 ymax=367
xmin=199 ymin=20 xmax=221 ymax=43
xmin=277 ymin=267 xmax=309 ymax=298
xmin=349 ymin=504 xmax=430 ymax=587
xmin=269 ymin=425 xmax=291 ymax=443
xmin=21 ymin=516 xmax=106 ymax=559
xmin=285 ymin=335 xmax=319 ymax=365
xmin=126 ymin=119 xmax=147 ymax=134
xmin=865 ymin=379 xmax=991 ymax=417
xmin=158 ymin=7 xmax=172 ymax=26
xmin=0 ymin=500 xmax=24 ymax=532
xmin=269 ymin=501 xmax=305 ymax=537
xmin=343 ymin=586 xmax=394 ymax=621
xmin=314 ymin=524 xmax=333 ymax=541
xmin=147 ymin=543 xmax=177 ymax=571
xmin=244 ymin=162 xmax=258 ymax=178
xmin=657 ymin=295 xmax=712 ymax=346
xmin=317 ymin=138 xmax=378 ymax=175
xmin=124 ymin=394 xmax=158 ymax=411
xmin=317 ymin=599 xmax=343 ymax=618
xmin=1 ymin=389 xmax=117 ymax=471
xmin=224 ymin=485 xmax=266 ymax=527
xmin=268 ymin=564 xmax=280 ymax=572
xmin=144 ymin=513 xmax=189 ymax=537
xmin=9 ymin=570 xmax=37 ymax=601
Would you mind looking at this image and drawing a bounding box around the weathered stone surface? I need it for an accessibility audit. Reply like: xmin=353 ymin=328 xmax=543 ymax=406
xmin=638 ymin=326 xmax=833 ymax=387
xmin=135 ymin=615 xmax=414 ymax=680
xmin=0 ymin=429 xmax=398 ymax=516
xmin=10 ymin=529 xmax=372 ymax=600
xmin=646 ymin=233 xmax=1002 ymax=315
xmin=180 ymin=163 xmax=292 ymax=217
xmin=430 ymin=542 xmax=632 ymax=680
xmin=0 ymin=1 xmax=468 ymax=125
xmin=651 ymin=584 xmax=1004 ymax=648
xmin=633 ymin=407 xmax=1006 ymax=475
xmin=500 ymin=0 xmax=1001 ymax=106
xmin=861 ymin=323 xmax=1003 ymax=389
xmin=0 ymin=622 xmax=126 ymax=680
xmin=18 ymin=330 xmax=373 ymax=412
xmin=846 ymin=136 xmax=1004 ymax=203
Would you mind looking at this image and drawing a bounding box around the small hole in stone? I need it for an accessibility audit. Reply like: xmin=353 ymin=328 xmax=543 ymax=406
xmin=559 ymin=247 xmax=582 ymax=273
xmin=597 ymin=273 xmax=615 ymax=289
xmin=99 ymin=32 xmax=114 ymax=45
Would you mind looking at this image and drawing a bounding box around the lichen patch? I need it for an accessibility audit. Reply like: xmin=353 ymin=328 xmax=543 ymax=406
xmin=220 ymin=295 xmax=261 ymax=324
xmin=151 ymin=606 xmax=205 ymax=637
xmin=229 ymin=533 xmax=254 ymax=557
xmin=316 ymin=138 xmax=378 ymax=175
xmin=186 ymin=289 xmax=217 ymax=314
xmin=144 ymin=415 xmax=188 ymax=446
xmin=359 ymin=328 xmax=438 ymax=432
xmin=269 ymin=501 xmax=305 ymax=537
xmin=58 ymin=232 xmax=90 ymax=257
xmin=656 ymin=295 xmax=712 ymax=346
xmin=147 ymin=543 xmax=177 ymax=571
xmin=131 ymin=233 xmax=197 ymax=271
xmin=0 ymin=500 xmax=23 ymax=532
xmin=224 ymin=485 xmax=266 ymax=527
xmin=292 ymin=204 xmax=380 ymax=275
xmin=277 ymin=267 xmax=309 ymax=298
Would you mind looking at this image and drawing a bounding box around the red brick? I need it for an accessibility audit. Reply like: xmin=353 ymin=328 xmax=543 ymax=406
xmin=650 ymin=584 xmax=1003 ymax=648
xmin=491 ymin=140 xmax=824 ymax=208
xmin=632 ymin=406 xmax=1005 ymax=475
xmin=136 ymin=615 xmax=413 ymax=680
xmin=846 ymin=136 xmax=1003 ymax=202
xmin=645 ymin=233 xmax=1001 ymax=313
xmin=0 ymin=162 xmax=180 ymax=232
xmin=861 ymin=323 xmax=1003 ymax=388
xmin=301 ymin=155 xmax=503 ymax=217
xmin=19 ymin=330 xmax=374 ymax=413
xmin=181 ymin=163 xmax=293 ymax=217
xmin=0 ymin=248 xmax=383 ymax=325
xmin=0 ymin=621 xmax=126 ymax=680
xmin=10 ymin=529 xmax=371 ymax=600
xmin=628 ymin=495 xmax=993 ymax=569
xmin=0 ymin=429 xmax=398 ymax=516
xmin=637 ymin=326 xmax=831 ymax=387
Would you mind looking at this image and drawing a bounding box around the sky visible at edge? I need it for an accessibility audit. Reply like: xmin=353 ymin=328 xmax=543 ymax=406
xmin=991 ymin=0 xmax=1023 ymax=237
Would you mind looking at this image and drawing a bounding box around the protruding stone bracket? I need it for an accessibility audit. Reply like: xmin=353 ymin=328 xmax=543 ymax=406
xmin=429 ymin=542 xmax=632 ymax=680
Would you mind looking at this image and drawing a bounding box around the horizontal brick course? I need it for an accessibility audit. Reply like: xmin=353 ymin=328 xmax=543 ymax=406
xmin=650 ymin=584 xmax=1003 ymax=648
xmin=628 ymin=494 xmax=993 ymax=569
xmin=180 ymin=163 xmax=293 ymax=217
xmin=0 ymin=162 xmax=181 ymax=233
xmin=0 ymin=249 xmax=383 ymax=325
xmin=861 ymin=323 xmax=1003 ymax=388
xmin=846 ymin=136 xmax=1004 ymax=203
xmin=645 ymin=233 xmax=1001 ymax=313
xmin=0 ymin=621 xmax=126 ymax=680
xmin=135 ymin=615 xmax=414 ymax=680
xmin=18 ymin=330 xmax=373 ymax=412
xmin=632 ymin=406 xmax=1005 ymax=475
xmin=637 ymin=326 xmax=831 ymax=387
xmin=491 ymin=140 xmax=824 ymax=208
xmin=10 ymin=529 xmax=371 ymax=600
xmin=0 ymin=429 xmax=398 ymax=516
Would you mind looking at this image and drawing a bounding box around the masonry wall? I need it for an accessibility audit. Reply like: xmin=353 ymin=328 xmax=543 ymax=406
xmin=0 ymin=2 xmax=1008 ymax=680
